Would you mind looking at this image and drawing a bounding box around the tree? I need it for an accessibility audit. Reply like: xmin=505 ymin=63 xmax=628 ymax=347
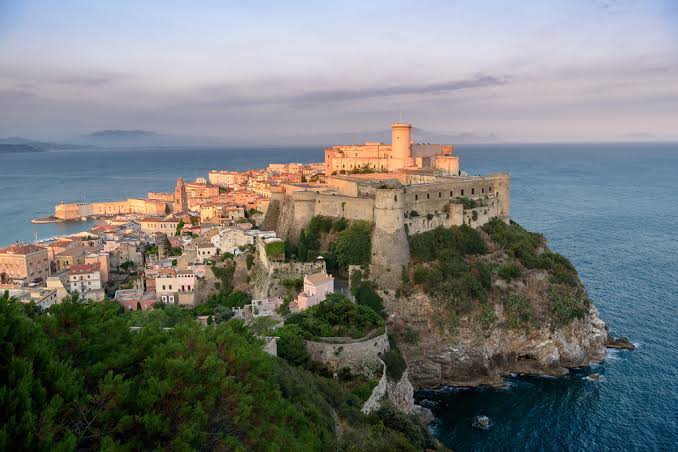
xmin=277 ymin=325 xmax=309 ymax=366
xmin=175 ymin=219 xmax=185 ymax=236
xmin=333 ymin=221 xmax=373 ymax=267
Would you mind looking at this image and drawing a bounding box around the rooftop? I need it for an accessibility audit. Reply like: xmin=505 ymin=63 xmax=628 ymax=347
xmin=305 ymin=271 xmax=333 ymax=286
xmin=0 ymin=244 xmax=46 ymax=255
xmin=69 ymin=263 xmax=100 ymax=275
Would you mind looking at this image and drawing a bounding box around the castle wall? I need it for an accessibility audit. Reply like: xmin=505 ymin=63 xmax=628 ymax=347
xmin=371 ymin=189 xmax=410 ymax=289
xmin=305 ymin=330 xmax=388 ymax=378
xmin=314 ymin=194 xmax=374 ymax=222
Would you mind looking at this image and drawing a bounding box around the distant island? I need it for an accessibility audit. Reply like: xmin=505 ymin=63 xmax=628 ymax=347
xmin=0 ymin=143 xmax=44 ymax=153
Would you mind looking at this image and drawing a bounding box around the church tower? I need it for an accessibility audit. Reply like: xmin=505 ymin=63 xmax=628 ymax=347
xmin=174 ymin=177 xmax=187 ymax=213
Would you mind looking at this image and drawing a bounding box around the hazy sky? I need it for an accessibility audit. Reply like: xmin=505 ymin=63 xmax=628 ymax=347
xmin=1 ymin=0 xmax=677 ymax=142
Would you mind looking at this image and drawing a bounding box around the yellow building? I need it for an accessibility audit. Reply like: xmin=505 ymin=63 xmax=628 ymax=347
xmin=0 ymin=244 xmax=50 ymax=284
xmin=324 ymin=123 xmax=458 ymax=176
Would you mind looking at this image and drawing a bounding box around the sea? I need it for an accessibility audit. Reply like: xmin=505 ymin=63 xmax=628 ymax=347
xmin=1 ymin=143 xmax=677 ymax=451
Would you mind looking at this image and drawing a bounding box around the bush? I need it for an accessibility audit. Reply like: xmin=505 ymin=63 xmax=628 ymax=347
xmin=265 ymin=240 xmax=285 ymax=259
xmin=333 ymin=221 xmax=373 ymax=267
xmin=412 ymin=265 xmax=429 ymax=285
xmin=409 ymin=225 xmax=486 ymax=262
xmin=497 ymin=263 xmax=522 ymax=281
xmin=286 ymin=294 xmax=384 ymax=339
xmin=550 ymin=286 xmax=587 ymax=325
xmin=354 ymin=283 xmax=386 ymax=318
xmin=476 ymin=303 xmax=497 ymax=329
xmin=277 ymin=324 xmax=309 ymax=366
xmin=503 ymin=294 xmax=534 ymax=330
xmin=383 ymin=336 xmax=407 ymax=381
xmin=401 ymin=326 xmax=419 ymax=344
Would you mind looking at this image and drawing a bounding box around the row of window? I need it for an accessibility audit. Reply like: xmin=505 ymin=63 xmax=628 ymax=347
xmin=412 ymin=186 xmax=493 ymax=202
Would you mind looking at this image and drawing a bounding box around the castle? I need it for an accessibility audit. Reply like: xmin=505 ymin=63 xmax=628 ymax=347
xmin=263 ymin=122 xmax=511 ymax=288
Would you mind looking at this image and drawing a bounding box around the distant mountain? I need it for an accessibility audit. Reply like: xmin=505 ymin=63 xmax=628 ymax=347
xmin=77 ymin=129 xmax=226 ymax=147
xmin=0 ymin=143 xmax=43 ymax=153
xmin=271 ymin=127 xmax=500 ymax=146
xmin=0 ymin=137 xmax=92 ymax=151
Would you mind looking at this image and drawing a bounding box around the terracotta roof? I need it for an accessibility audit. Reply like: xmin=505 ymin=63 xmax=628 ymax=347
xmin=69 ymin=263 xmax=100 ymax=275
xmin=0 ymin=244 xmax=46 ymax=255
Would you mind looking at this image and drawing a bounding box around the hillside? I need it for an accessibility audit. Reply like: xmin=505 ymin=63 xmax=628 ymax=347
xmin=382 ymin=219 xmax=608 ymax=388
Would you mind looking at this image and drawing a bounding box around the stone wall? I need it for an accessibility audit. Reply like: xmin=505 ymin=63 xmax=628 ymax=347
xmin=251 ymin=260 xmax=326 ymax=299
xmin=305 ymin=330 xmax=389 ymax=379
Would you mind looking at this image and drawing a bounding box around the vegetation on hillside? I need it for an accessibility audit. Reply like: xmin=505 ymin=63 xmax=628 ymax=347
xmin=0 ymin=294 xmax=443 ymax=451
xmin=289 ymin=216 xmax=372 ymax=270
xmin=403 ymin=220 xmax=589 ymax=331
xmin=283 ymin=293 xmax=384 ymax=341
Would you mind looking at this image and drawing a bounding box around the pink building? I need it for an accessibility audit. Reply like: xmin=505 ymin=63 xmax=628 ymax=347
xmin=291 ymin=271 xmax=335 ymax=312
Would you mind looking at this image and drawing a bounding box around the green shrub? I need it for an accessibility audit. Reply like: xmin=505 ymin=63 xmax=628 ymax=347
xmin=383 ymin=336 xmax=407 ymax=381
xmin=277 ymin=324 xmax=309 ymax=366
xmin=282 ymin=277 xmax=304 ymax=293
xmin=503 ymin=294 xmax=534 ymax=330
xmin=550 ymin=286 xmax=587 ymax=325
xmin=354 ymin=283 xmax=386 ymax=318
xmin=497 ymin=263 xmax=522 ymax=281
xmin=285 ymin=294 xmax=384 ymax=339
xmin=265 ymin=240 xmax=285 ymax=259
xmin=476 ymin=303 xmax=497 ymax=329
xmin=412 ymin=265 xmax=429 ymax=285
xmin=409 ymin=225 xmax=486 ymax=262
xmin=333 ymin=221 xmax=373 ymax=267
xmin=401 ymin=326 xmax=419 ymax=344
xmin=456 ymin=196 xmax=479 ymax=209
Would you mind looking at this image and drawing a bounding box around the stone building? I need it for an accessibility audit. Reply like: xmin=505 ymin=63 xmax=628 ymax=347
xmin=0 ymin=244 xmax=51 ymax=285
xmin=324 ymin=123 xmax=457 ymax=175
xmin=174 ymin=177 xmax=188 ymax=213
xmin=263 ymin=123 xmax=511 ymax=288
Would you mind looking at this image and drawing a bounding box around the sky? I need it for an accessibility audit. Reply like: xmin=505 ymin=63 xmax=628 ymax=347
xmin=0 ymin=0 xmax=677 ymax=143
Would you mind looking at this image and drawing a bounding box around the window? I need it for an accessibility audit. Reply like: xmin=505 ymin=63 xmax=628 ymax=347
xmin=489 ymin=186 xmax=493 ymax=193
xmin=471 ymin=188 xmax=475 ymax=195
xmin=481 ymin=188 xmax=485 ymax=194
xmin=415 ymin=195 xmax=418 ymax=201
xmin=461 ymin=189 xmax=465 ymax=196
xmin=450 ymin=190 xmax=454 ymax=197
xmin=426 ymin=193 xmax=430 ymax=199
xmin=394 ymin=195 xmax=398 ymax=202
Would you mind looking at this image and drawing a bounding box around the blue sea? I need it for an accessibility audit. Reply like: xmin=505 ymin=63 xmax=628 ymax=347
xmin=1 ymin=143 xmax=677 ymax=451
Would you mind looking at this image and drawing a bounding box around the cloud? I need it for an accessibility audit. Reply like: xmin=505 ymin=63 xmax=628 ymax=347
xmin=51 ymin=75 xmax=116 ymax=87
xmin=192 ymin=74 xmax=510 ymax=110
xmin=289 ymin=74 xmax=509 ymax=105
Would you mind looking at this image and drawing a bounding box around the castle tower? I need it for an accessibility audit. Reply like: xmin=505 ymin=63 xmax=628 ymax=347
xmin=174 ymin=177 xmax=187 ymax=213
xmin=391 ymin=122 xmax=413 ymax=168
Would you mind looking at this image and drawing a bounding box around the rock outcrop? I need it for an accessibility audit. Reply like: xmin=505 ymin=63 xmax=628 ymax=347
xmin=384 ymin=290 xmax=608 ymax=389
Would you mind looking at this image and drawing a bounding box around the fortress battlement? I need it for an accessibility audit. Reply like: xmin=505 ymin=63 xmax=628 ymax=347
xmin=262 ymin=122 xmax=511 ymax=288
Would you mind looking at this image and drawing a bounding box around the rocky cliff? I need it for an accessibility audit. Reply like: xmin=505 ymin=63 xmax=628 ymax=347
xmin=381 ymin=219 xmax=609 ymax=389
xmin=384 ymin=290 xmax=607 ymax=388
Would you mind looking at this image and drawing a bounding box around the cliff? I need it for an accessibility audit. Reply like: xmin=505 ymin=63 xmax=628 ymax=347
xmin=381 ymin=219 xmax=608 ymax=388
xmin=384 ymin=290 xmax=607 ymax=388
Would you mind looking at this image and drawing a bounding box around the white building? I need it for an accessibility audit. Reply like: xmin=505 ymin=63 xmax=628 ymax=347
xmin=68 ymin=263 xmax=104 ymax=299
xmin=291 ymin=271 xmax=335 ymax=312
